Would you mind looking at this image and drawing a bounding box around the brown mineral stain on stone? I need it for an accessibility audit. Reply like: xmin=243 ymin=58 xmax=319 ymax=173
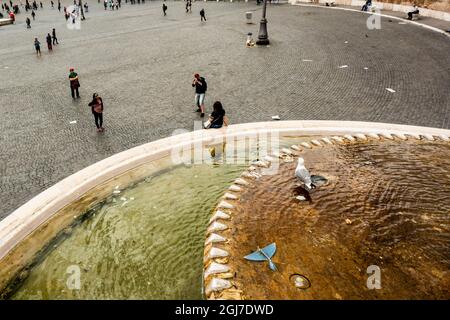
xmin=226 ymin=140 xmax=450 ymax=299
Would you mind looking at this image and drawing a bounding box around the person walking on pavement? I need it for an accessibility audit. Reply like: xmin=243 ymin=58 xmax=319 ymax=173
xmin=52 ymin=28 xmax=58 ymax=45
xmin=88 ymin=93 xmax=105 ymax=132
xmin=192 ymin=73 xmax=207 ymax=117
xmin=69 ymin=68 xmax=81 ymax=99
xmin=58 ymin=0 xmax=61 ymax=12
xmin=31 ymin=9 xmax=35 ymax=20
xmin=34 ymin=37 xmax=41 ymax=56
xmin=200 ymin=8 xmax=206 ymax=22
xmin=46 ymin=33 xmax=53 ymax=51
xmin=26 ymin=17 xmax=31 ymax=28
xmin=162 ymin=1 xmax=167 ymax=16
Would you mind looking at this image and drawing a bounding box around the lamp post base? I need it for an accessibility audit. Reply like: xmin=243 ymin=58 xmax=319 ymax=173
xmin=256 ymin=38 xmax=270 ymax=45
xmin=256 ymin=18 xmax=269 ymax=45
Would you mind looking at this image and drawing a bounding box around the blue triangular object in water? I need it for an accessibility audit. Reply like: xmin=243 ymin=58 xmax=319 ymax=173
xmin=244 ymin=250 xmax=266 ymax=262
xmin=244 ymin=243 xmax=277 ymax=271
xmin=260 ymin=243 xmax=276 ymax=258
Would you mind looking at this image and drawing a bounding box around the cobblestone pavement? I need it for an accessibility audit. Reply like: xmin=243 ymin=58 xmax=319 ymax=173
xmin=294 ymin=2 xmax=450 ymax=32
xmin=0 ymin=1 xmax=449 ymax=220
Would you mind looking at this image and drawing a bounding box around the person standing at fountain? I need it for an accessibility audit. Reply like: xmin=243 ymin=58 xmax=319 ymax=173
xmin=192 ymin=73 xmax=207 ymax=118
xmin=206 ymin=101 xmax=228 ymax=129
xmin=88 ymin=93 xmax=104 ymax=132
xmin=69 ymin=67 xmax=80 ymax=99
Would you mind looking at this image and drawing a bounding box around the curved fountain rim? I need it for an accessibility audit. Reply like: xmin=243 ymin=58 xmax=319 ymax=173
xmin=0 ymin=120 xmax=449 ymax=261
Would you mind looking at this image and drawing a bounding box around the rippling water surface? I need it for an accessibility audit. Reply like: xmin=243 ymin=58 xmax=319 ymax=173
xmin=11 ymin=163 xmax=246 ymax=299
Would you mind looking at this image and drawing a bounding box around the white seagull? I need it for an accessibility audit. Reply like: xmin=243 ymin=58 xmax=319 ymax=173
xmin=295 ymin=157 xmax=315 ymax=191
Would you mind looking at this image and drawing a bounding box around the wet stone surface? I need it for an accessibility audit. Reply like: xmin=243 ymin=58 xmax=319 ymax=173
xmin=228 ymin=140 xmax=450 ymax=299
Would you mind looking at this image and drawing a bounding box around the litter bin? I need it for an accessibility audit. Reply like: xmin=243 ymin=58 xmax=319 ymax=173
xmin=246 ymin=12 xmax=252 ymax=24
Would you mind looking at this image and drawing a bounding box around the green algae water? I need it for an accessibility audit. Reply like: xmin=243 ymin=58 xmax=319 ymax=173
xmin=11 ymin=163 xmax=246 ymax=299
xmin=7 ymin=135 xmax=294 ymax=300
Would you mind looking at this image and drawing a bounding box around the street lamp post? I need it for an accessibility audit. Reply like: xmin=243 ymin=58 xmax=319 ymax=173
xmin=256 ymin=0 xmax=269 ymax=45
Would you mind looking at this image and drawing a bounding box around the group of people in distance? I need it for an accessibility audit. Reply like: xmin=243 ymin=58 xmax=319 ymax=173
xmin=19 ymin=1 xmax=223 ymax=132
xmin=161 ymin=1 xmax=206 ymax=21
xmin=33 ymin=28 xmax=58 ymax=55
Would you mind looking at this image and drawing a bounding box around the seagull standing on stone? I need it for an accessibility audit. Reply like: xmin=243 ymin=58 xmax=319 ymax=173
xmin=295 ymin=157 xmax=315 ymax=191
